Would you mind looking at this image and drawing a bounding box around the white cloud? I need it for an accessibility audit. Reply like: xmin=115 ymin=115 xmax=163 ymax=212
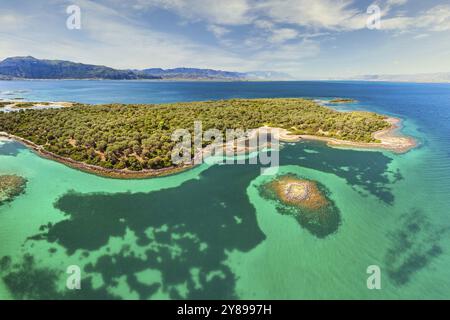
xmin=254 ymin=19 xmax=274 ymax=30
xmin=256 ymin=0 xmax=367 ymax=31
xmin=0 ymin=11 xmax=29 ymax=31
xmin=416 ymin=4 xmax=450 ymax=31
xmin=268 ymin=28 xmax=299 ymax=43
xmin=96 ymin=0 xmax=450 ymax=46
xmin=248 ymin=40 xmax=321 ymax=75
xmin=74 ymin=0 xmax=247 ymax=69
xmin=78 ymin=0 xmax=320 ymax=76
xmin=381 ymin=16 xmax=414 ymax=30
xmin=131 ymin=0 xmax=253 ymax=25
xmin=413 ymin=33 xmax=429 ymax=39
xmin=386 ymin=0 xmax=408 ymax=6
xmin=0 ymin=14 xmax=20 ymax=25
xmin=207 ymin=25 xmax=230 ymax=38
xmin=381 ymin=4 xmax=450 ymax=32
xmin=255 ymin=1 xmax=444 ymax=35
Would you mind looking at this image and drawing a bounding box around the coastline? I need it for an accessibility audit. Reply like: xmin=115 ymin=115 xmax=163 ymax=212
xmin=0 ymin=100 xmax=74 ymax=111
xmin=277 ymin=117 xmax=417 ymax=154
xmin=0 ymin=132 xmax=192 ymax=179
xmin=0 ymin=116 xmax=416 ymax=179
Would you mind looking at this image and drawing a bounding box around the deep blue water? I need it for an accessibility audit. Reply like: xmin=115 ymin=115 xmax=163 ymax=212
xmin=2 ymin=80 xmax=450 ymax=142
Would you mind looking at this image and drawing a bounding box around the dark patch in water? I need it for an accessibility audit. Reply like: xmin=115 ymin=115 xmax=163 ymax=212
xmin=0 ymin=254 xmax=119 ymax=299
xmin=0 ymin=256 xmax=12 ymax=272
xmin=2 ymin=255 xmax=60 ymax=299
xmin=391 ymin=168 xmax=404 ymax=183
xmin=127 ymin=274 xmax=161 ymax=300
xmin=0 ymin=141 xmax=25 ymax=157
xmin=5 ymin=142 xmax=396 ymax=299
xmin=26 ymin=164 xmax=264 ymax=299
xmin=385 ymin=209 xmax=448 ymax=286
xmin=282 ymin=141 xmax=395 ymax=204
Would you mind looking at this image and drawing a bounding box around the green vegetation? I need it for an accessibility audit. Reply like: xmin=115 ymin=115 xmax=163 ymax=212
xmin=329 ymin=98 xmax=356 ymax=104
xmin=0 ymin=102 xmax=10 ymax=108
xmin=0 ymin=98 xmax=389 ymax=171
xmin=11 ymin=102 xmax=37 ymax=109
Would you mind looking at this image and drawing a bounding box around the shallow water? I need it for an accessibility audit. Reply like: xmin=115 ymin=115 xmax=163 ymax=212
xmin=0 ymin=80 xmax=449 ymax=299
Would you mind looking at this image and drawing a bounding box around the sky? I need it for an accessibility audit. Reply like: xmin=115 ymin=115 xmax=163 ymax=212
xmin=0 ymin=0 xmax=450 ymax=79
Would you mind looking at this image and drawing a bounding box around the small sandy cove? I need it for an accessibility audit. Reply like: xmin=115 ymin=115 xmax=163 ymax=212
xmin=263 ymin=117 xmax=416 ymax=154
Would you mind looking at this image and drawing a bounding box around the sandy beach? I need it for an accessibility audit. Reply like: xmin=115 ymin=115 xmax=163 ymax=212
xmin=305 ymin=117 xmax=416 ymax=153
xmin=266 ymin=117 xmax=417 ymax=154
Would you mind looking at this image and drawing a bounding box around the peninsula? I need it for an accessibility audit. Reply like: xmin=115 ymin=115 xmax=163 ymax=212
xmin=0 ymin=98 xmax=416 ymax=178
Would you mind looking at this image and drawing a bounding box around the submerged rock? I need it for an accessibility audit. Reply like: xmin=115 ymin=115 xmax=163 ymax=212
xmin=0 ymin=175 xmax=27 ymax=206
xmin=260 ymin=174 xmax=341 ymax=238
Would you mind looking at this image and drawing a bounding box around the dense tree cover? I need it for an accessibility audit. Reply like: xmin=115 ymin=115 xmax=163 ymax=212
xmin=15 ymin=102 xmax=53 ymax=108
xmin=0 ymin=98 xmax=389 ymax=171
xmin=329 ymin=98 xmax=356 ymax=103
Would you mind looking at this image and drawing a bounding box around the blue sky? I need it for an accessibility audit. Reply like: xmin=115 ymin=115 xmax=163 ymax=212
xmin=1 ymin=0 xmax=449 ymax=78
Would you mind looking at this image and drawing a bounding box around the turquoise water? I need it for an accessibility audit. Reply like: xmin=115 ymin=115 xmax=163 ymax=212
xmin=1 ymin=81 xmax=449 ymax=299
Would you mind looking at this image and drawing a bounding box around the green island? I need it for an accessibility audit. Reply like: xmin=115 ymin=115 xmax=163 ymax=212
xmin=11 ymin=102 xmax=48 ymax=109
xmin=0 ymin=98 xmax=391 ymax=177
xmin=0 ymin=175 xmax=27 ymax=206
xmin=329 ymin=98 xmax=357 ymax=104
xmin=259 ymin=174 xmax=341 ymax=238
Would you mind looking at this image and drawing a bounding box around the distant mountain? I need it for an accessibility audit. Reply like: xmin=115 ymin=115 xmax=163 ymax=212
xmin=142 ymin=68 xmax=293 ymax=80
xmin=244 ymin=71 xmax=294 ymax=81
xmin=350 ymin=72 xmax=450 ymax=83
xmin=141 ymin=67 xmax=247 ymax=80
xmin=0 ymin=56 xmax=159 ymax=80
xmin=0 ymin=56 xmax=292 ymax=81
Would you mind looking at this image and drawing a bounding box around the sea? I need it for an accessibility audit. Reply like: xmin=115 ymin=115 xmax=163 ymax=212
xmin=0 ymin=80 xmax=449 ymax=299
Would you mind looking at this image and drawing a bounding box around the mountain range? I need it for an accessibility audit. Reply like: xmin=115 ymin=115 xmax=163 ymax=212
xmin=0 ymin=56 xmax=292 ymax=81
xmin=348 ymin=72 xmax=450 ymax=83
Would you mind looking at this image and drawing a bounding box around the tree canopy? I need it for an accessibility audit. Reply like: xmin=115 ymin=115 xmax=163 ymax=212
xmin=0 ymin=98 xmax=389 ymax=171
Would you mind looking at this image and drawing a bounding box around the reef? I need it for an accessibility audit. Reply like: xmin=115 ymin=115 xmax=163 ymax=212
xmin=260 ymin=174 xmax=341 ymax=238
xmin=0 ymin=175 xmax=27 ymax=206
